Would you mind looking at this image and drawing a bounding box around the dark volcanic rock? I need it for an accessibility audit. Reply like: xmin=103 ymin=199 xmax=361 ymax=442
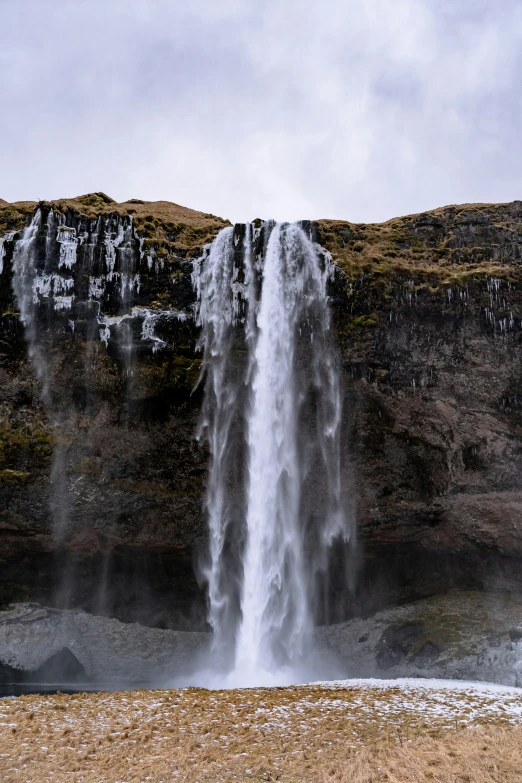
xmin=0 ymin=647 xmax=89 ymax=686
xmin=315 ymin=590 xmax=522 ymax=686
xmin=411 ymin=640 xmax=441 ymax=667
xmin=376 ymin=621 xmax=423 ymax=669
xmin=317 ymin=201 xmax=522 ymax=618
xmin=30 ymin=647 xmax=87 ymax=683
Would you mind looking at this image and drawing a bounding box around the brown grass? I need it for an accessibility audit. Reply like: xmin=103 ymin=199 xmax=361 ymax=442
xmin=0 ymin=200 xmax=36 ymax=236
xmin=0 ymin=192 xmax=230 ymax=258
xmin=325 ymin=726 xmax=522 ymax=782
xmin=3 ymin=195 xmax=522 ymax=277
xmin=316 ymin=200 xmax=522 ymax=287
xmin=1 ymin=682 xmax=521 ymax=782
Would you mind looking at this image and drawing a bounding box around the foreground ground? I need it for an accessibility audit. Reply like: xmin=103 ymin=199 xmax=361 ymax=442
xmin=1 ymin=679 xmax=522 ymax=782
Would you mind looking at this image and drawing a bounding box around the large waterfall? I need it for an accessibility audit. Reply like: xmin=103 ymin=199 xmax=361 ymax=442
xmin=194 ymin=221 xmax=351 ymax=686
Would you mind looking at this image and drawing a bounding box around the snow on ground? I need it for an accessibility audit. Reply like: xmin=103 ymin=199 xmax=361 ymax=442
xmin=1 ymin=678 xmax=521 ymax=782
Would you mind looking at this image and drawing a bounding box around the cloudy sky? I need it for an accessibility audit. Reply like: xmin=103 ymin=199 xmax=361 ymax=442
xmin=1 ymin=0 xmax=521 ymax=223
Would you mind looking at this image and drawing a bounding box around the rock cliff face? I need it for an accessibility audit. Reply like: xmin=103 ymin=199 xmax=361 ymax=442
xmin=319 ymin=202 xmax=522 ymax=616
xmin=1 ymin=194 xmax=522 ymax=630
xmin=0 ymin=194 xmax=228 ymax=629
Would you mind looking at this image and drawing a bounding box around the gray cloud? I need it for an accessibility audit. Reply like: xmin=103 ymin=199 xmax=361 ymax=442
xmin=1 ymin=0 xmax=521 ymax=222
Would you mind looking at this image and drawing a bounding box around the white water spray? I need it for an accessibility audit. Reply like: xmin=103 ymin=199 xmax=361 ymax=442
xmin=11 ymin=210 xmax=52 ymax=401
xmin=194 ymin=222 xmax=351 ymax=686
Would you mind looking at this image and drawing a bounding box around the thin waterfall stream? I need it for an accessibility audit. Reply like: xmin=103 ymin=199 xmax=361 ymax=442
xmin=194 ymin=221 xmax=352 ymax=686
xmin=7 ymin=207 xmax=165 ymax=615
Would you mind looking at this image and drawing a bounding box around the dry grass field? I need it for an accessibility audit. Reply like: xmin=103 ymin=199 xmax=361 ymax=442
xmin=1 ymin=680 xmax=522 ymax=782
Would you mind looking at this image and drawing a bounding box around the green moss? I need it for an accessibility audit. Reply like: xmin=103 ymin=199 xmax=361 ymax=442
xmin=75 ymin=457 xmax=100 ymax=476
xmin=403 ymin=590 xmax=521 ymax=661
xmin=132 ymin=352 xmax=202 ymax=396
xmin=351 ymin=314 xmax=378 ymax=328
xmin=0 ymin=426 xmax=53 ymax=466
xmin=0 ymin=428 xmax=32 ymax=457
xmin=131 ymin=207 xmax=230 ymax=258
xmin=171 ymin=355 xmax=202 ymax=388
xmin=78 ymin=192 xmax=116 ymax=206
xmin=0 ymin=469 xmax=29 ymax=484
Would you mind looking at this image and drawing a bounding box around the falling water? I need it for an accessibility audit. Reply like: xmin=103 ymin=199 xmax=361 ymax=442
xmin=9 ymin=211 xmax=140 ymax=540
xmin=11 ymin=211 xmax=49 ymax=398
xmin=194 ymin=221 xmax=351 ymax=686
xmin=192 ymin=226 xmax=254 ymax=665
xmin=6 ymin=208 xmax=163 ymax=614
xmin=193 ymin=227 xmax=238 ymax=659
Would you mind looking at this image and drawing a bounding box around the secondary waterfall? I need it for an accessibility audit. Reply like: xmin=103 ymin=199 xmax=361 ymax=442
xmin=194 ymin=221 xmax=351 ymax=686
xmin=10 ymin=209 xmax=141 ymax=541
xmin=6 ymin=207 xmax=179 ymax=614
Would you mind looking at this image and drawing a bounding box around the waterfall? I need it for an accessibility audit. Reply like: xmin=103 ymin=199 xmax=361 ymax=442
xmin=10 ymin=210 xmax=139 ymax=541
xmin=192 ymin=226 xmax=253 ymax=664
xmin=194 ymin=221 xmax=351 ymax=686
xmin=11 ymin=211 xmax=49 ymax=399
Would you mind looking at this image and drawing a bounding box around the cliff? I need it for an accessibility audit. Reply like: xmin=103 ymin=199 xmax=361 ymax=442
xmin=316 ymin=202 xmax=522 ymax=616
xmin=1 ymin=195 xmax=522 ymax=629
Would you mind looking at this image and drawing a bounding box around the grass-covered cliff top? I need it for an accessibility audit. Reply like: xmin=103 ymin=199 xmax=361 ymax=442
xmin=2 ymin=194 xmax=522 ymax=277
xmin=0 ymin=192 xmax=231 ymax=257
xmin=316 ymin=200 xmax=522 ymax=287
xmin=0 ymin=200 xmax=36 ymax=237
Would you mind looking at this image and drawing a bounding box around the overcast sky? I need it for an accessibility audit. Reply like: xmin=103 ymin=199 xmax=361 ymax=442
xmin=1 ymin=0 xmax=521 ymax=223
